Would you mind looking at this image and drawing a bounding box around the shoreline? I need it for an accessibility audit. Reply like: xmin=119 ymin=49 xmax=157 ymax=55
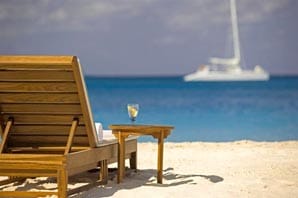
xmin=1 ymin=141 xmax=298 ymax=197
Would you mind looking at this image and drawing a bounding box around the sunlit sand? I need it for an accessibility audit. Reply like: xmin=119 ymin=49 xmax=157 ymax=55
xmin=1 ymin=141 xmax=297 ymax=197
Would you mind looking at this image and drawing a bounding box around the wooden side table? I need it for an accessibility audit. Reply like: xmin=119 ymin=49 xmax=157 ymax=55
xmin=109 ymin=124 xmax=174 ymax=184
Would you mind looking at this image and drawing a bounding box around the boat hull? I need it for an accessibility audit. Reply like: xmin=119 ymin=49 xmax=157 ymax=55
xmin=184 ymin=71 xmax=270 ymax=82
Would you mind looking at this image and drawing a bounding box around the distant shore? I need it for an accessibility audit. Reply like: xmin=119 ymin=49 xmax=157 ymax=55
xmin=1 ymin=141 xmax=298 ymax=197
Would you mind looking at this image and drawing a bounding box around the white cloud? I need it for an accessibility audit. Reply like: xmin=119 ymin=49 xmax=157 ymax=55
xmin=161 ymin=0 xmax=291 ymax=31
xmin=238 ymin=0 xmax=290 ymax=23
xmin=0 ymin=0 xmax=291 ymax=37
xmin=0 ymin=0 xmax=158 ymax=36
xmin=47 ymin=1 xmax=137 ymax=22
xmin=163 ymin=1 xmax=227 ymax=31
xmin=154 ymin=35 xmax=185 ymax=45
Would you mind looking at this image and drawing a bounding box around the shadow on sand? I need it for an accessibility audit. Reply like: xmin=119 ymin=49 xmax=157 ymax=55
xmin=0 ymin=167 xmax=223 ymax=197
xmin=70 ymin=167 xmax=224 ymax=197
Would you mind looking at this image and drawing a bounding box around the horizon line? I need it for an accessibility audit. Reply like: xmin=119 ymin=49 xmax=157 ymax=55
xmin=85 ymin=74 xmax=298 ymax=78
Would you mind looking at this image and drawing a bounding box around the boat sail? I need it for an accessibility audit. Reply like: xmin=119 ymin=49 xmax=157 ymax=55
xmin=184 ymin=0 xmax=269 ymax=82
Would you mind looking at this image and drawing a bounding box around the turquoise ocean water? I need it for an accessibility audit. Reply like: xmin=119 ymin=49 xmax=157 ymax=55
xmin=86 ymin=76 xmax=298 ymax=142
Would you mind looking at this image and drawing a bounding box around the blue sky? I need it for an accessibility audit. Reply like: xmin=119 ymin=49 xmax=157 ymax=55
xmin=0 ymin=0 xmax=297 ymax=76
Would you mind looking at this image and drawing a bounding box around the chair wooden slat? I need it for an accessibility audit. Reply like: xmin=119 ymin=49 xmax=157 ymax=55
xmin=1 ymin=103 xmax=82 ymax=114
xmin=11 ymin=125 xmax=87 ymax=136
xmin=0 ymin=93 xmax=80 ymax=103
xmin=8 ymin=135 xmax=89 ymax=147
xmin=0 ymin=82 xmax=77 ymax=93
xmin=2 ymin=114 xmax=83 ymax=125
xmin=0 ymin=70 xmax=74 ymax=81
xmin=11 ymin=125 xmax=86 ymax=135
xmin=0 ymin=55 xmax=73 ymax=65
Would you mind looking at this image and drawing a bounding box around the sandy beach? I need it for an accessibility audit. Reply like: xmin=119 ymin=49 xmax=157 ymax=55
xmin=1 ymin=141 xmax=298 ymax=197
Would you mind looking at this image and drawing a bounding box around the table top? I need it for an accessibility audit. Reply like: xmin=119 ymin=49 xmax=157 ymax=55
xmin=109 ymin=124 xmax=174 ymax=138
xmin=109 ymin=124 xmax=174 ymax=131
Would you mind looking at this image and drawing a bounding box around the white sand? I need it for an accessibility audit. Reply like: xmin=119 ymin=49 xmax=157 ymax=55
xmin=1 ymin=141 xmax=298 ymax=197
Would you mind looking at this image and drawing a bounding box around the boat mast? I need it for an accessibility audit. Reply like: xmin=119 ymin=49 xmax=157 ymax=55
xmin=209 ymin=0 xmax=241 ymax=67
xmin=230 ymin=0 xmax=241 ymax=64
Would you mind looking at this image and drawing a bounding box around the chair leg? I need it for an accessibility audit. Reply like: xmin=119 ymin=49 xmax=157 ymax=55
xmin=99 ymin=160 xmax=108 ymax=184
xmin=57 ymin=169 xmax=68 ymax=198
xmin=130 ymin=151 xmax=137 ymax=171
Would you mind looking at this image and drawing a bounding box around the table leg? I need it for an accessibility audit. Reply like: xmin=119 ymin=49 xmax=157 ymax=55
xmin=157 ymin=131 xmax=164 ymax=184
xmin=117 ymin=132 xmax=125 ymax=183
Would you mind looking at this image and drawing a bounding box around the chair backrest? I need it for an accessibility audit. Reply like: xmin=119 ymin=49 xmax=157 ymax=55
xmin=0 ymin=56 xmax=97 ymax=152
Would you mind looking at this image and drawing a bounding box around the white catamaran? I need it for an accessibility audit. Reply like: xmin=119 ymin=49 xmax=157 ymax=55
xmin=184 ymin=0 xmax=269 ymax=82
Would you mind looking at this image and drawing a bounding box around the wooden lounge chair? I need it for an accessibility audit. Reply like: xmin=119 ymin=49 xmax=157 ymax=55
xmin=0 ymin=56 xmax=137 ymax=197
